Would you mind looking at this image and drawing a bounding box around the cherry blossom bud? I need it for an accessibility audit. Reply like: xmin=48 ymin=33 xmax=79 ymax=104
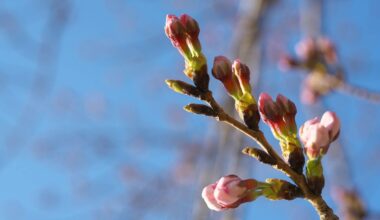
xmin=165 ymin=15 xmax=191 ymax=59
xmin=202 ymin=175 xmax=259 ymax=211
xmin=212 ymin=56 xmax=241 ymax=99
xmin=179 ymin=14 xmax=201 ymax=55
xmin=259 ymin=93 xmax=304 ymax=173
xmin=299 ymin=111 xmax=340 ymax=159
xmin=276 ymin=94 xmax=297 ymax=134
xmin=258 ymin=93 xmax=282 ymax=124
xmin=165 ymin=14 xmax=209 ymax=91
xmin=232 ymin=59 xmax=251 ymax=93
xmin=320 ymin=111 xmax=340 ymax=141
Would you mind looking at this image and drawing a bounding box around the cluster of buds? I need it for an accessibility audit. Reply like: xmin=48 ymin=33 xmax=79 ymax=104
xmin=165 ymin=14 xmax=343 ymax=216
xmin=212 ymin=56 xmax=260 ymax=130
xmin=299 ymin=111 xmax=340 ymax=194
xmin=278 ymin=38 xmax=342 ymax=105
xmin=165 ymin=14 xmax=209 ymax=91
xmin=258 ymin=93 xmax=305 ymax=173
xmin=202 ymin=175 xmax=301 ymax=211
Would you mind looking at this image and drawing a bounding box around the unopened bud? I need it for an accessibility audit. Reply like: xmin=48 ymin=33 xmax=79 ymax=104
xmin=276 ymin=94 xmax=297 ymax=134
xmin=212 ymin=56 xmax=241 ymax=98
xmin=259 ymin=93 xmax=305 ymax=171
xmin=299 ymin=111 xmax=340 ymax=159
xmin=258 ymin=93 xmax=282 ymax=123
xmin=263 ymin=179 xmax=303 ymax=200
xmin=202 ymin=175 xmax=261 ymax=211
xmin=165 ymin=14 xmax=190 ymax=58
xmin=242 ymin=147 xmax=276 ymax=165
xmin=232 ymin=59 xmax=251 ymax=93
xmin=165 ymin=80 xmax=201 ymax=97
xmin=179 ymin=14 xmax=199 ymax=39
xmin=184 ymin=103 xmax=216 ymax=117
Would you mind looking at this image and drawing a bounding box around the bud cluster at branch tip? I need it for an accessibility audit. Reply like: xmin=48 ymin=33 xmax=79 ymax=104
xmin=212 ymin=56 xmax=260 ymax=130
xmin=165 ymin=14 xmax=209 ymax=91
xmin=279 ymin=37 xmax=340 ymax=105
xmin=258 ymin=93 xmax=305 ymax=173
xmin=299 ymin=111 xmax=340 ymax=194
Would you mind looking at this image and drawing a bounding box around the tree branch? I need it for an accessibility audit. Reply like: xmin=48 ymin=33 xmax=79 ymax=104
xmin=199 ymin=90 xmax=339 ymax=220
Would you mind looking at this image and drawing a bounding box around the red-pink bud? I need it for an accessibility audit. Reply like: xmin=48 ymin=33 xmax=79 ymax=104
xmin=212 ymin=56 xmax=232 ymax=81
xmin=276 ymin=94 xmax=297 ymax=134
xmin=276 ymin=94 xmax=297 ymax=116
xmin=179 ymin=14 xmax=200 ymax=38
xmin=258 ymin=93 xmax=282 ymax=123
xmin=212 ymin=56 xmax=241 ymax=97
xmin=232 ymin=59 xmax=251 ymax=93
xmin=165 ymin=14 xmax=190 ymax=57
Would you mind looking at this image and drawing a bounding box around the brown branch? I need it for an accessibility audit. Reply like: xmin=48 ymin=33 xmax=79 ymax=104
xmin=199 ymin=91 xmax=339 ymax=220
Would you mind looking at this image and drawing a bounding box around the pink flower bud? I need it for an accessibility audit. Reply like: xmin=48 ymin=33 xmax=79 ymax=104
xmin=320 ymin=111 xmax=340 ymax=141
xmin=201 ymin=183 xmax=223 ymax=211
xmin=276 ymin=94 xmax=297 ymax=134
xmin=201 ymin=175 xmax=257 ymax=211
xmin=179 ymin=14 xmax=199 ymax=38
xmin=299 ymin=111 xmax=341 ymax=158
xmin=232 ymin=59 xmax=251 ymax=93
xmin=301 ymin=81 xmax=319 ymax=105
xmin=276 ymin=94 xmax=297 ymax=116
xmin=164 ymin=14 xmax=190 ymax=58
xmin=212 ymin=56 xmax=241 ymax=97
xmin=258 ymin=93 xmax=282 ymax=123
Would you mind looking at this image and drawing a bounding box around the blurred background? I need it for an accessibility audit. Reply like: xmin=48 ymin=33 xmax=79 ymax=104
xmin=0 ymin=0 xmax=379 ymax=219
